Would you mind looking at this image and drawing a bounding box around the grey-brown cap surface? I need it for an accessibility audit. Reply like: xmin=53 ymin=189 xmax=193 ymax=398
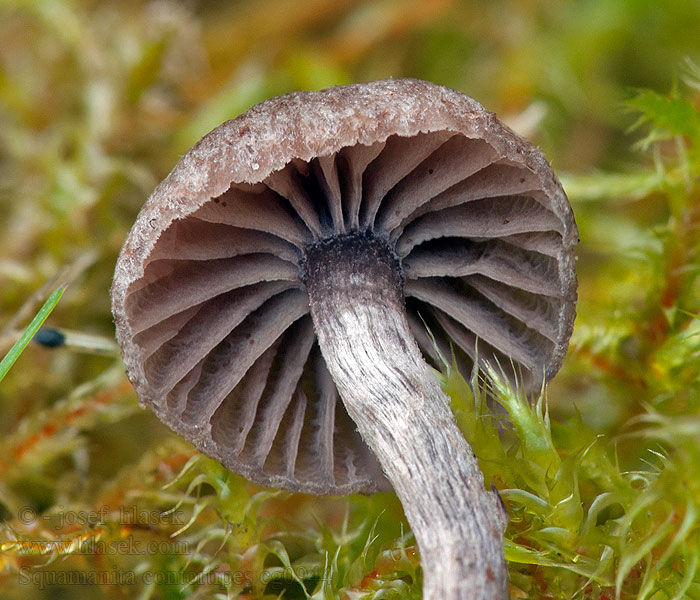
xmin=111 ymin=78 xmax=577 ymax=497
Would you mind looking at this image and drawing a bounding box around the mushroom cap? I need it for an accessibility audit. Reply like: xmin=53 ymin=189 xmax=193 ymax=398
xmin=111 ymin=78 xmax=578 ymax=495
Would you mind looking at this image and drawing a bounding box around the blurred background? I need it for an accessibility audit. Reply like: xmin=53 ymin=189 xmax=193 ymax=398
xmin=2 ymin=0 xmax=699 ymax=408
xmin=2 ymin=1 xmax=700 ymax=598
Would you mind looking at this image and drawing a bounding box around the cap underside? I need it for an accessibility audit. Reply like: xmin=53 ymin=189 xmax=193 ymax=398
xmin=112 ymin=81 xmax=577 ymax=495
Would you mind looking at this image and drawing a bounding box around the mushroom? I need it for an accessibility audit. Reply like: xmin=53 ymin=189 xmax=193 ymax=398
xmin=111 ymin=79 xmax=577 ymax=599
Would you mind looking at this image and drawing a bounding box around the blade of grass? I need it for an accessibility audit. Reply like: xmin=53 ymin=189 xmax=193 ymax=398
xmin=0 ymin=285 xmax=66 ymax=383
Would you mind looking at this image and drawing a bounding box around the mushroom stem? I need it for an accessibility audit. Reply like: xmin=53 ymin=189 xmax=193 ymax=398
xmin=303 ymin=233 xmax=508 ymax=600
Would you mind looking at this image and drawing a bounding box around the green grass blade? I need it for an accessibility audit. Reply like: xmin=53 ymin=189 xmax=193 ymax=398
xmin=0 ymin=285 xmax=66 ymax=383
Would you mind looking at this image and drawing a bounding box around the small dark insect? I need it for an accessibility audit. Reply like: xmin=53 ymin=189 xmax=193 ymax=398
xmin=34 ymin=327 xmax=66 ymax=348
